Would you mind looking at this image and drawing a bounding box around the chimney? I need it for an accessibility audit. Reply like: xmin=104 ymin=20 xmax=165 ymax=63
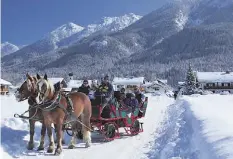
xmin=68 ymin=72 xmax=74 ymax=80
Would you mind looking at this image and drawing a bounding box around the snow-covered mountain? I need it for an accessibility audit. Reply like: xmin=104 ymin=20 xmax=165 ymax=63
xmin=1 ymin=13 xmax=141 ymax=67
xmin=1 ymin=22 xmax=84 ymax=62
xmin=58 ymin=13 xmax=142 ymax=46
xmin=46 ymin=22 xmax=84 ymax=48
xmin=1 ymin=42 xmax=19 ymax=57
xmin=2 ymin=0 xmax=233 ymax=84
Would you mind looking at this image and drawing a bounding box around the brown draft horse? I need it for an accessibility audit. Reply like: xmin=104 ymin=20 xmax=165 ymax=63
xmin=35 ymin=74 xmax=92 ymax=155
xmin=14 ymin=73 xmax=46 ymax=151
xmin=15 ymin=73 xmax=65 ymax=151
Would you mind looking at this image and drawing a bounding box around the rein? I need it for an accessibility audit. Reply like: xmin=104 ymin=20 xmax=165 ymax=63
xmin=14 ymin=95 xmax=60 ymax=120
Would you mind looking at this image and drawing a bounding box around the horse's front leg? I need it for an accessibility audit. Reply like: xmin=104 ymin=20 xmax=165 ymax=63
xmin=55 ymin=122 xmax=63 ymax=155
xmin=27 ymin=119 xmax=35 ymax=150
xmin=46 ymin=123 xmax=55 ymax=153
xmin=37 ymin=122 xmax=46 ymax=151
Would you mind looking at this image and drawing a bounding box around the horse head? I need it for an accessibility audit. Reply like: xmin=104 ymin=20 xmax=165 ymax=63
xmin=36 ymin=73 xmax=55 ymax=104
xmin=15 ymin=73 xmax=38 ymax=102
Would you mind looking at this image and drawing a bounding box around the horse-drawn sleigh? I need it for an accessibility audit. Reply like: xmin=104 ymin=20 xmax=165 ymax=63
xmin=14 ymin=73 xmax=148 ymax=155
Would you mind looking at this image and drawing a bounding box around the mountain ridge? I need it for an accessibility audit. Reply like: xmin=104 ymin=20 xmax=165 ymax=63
xmin=2 ymin=0 xmax=233 ymax=85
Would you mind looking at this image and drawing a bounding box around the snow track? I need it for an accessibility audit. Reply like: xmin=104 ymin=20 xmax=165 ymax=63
xmin=147 ymin=99 xmax=220 ymax=159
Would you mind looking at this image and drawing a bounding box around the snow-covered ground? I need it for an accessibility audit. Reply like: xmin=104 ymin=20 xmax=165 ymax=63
xmin=1 ymin=93 xmax=233 ymax=159
xmin=147 ymin=94 xmax=233 ymax=159
xmin=0 ymin=93 xmax=175 ymax=159
xmin=184 ymin=94 xmax=233 ymax=159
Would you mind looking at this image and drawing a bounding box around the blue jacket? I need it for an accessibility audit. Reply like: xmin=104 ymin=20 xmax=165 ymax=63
xmin=134 ymin=90 xmax=145 ymax=102
xmin=124 ymin=98 xmax=139 ymax=109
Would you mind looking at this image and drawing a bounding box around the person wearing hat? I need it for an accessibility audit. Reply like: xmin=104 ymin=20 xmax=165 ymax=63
xmin=97 ymin=75 xmax=114 ymax=108
xmin=78 ymin=79 xmax=91 ymax=95
xmin=134 ymin=86 xmax=145 ymax=103
xmin=98 ymin=75 xmax=113 ymax=97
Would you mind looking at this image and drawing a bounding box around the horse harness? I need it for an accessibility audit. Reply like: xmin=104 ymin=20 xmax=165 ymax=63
xmin=15 ymin=92 xmax=93 ymax=132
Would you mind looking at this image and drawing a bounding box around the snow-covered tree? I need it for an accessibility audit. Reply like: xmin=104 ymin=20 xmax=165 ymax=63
xmin=185 ymin=63 xmax=196 ymax=94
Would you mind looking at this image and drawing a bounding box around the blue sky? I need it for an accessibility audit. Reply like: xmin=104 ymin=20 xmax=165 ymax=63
xmin=2 ymin=0 xmax=165 ymax=46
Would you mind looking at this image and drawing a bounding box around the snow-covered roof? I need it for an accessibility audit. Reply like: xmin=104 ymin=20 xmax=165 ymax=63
xmin=0 ymin=79 xmax=12 ymax=86
xmin=196 ymin=72 xmax=233 ymax=83
xmin=178 ymin=82 xmax=185 ymax=85
xmin=67 ymin=79 xmax=98 ymax=88
xmin=142 ymin=82 xmax=153 ymax=87
xmin=158 ymin=79 xmax=167 ymax=84
xmin=61 ymin=88 xmax=72 ymax=92
xmin=142 ymin=81 xmax=159 ymax=87
xmin=112 ymin=77 xmax=144 ymax=85
xmin=48 ymin=78 xmax=65 ymax=84
xmin=67 ymin=80 xmax=83 ymax=88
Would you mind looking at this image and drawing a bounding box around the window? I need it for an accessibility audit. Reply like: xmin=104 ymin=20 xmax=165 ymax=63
xmin=117 ymin=85 xmax=124 ymax=88
xmin=222 ymin=83 xmax=224 ymax=87
xmin=228 ymin=83 xmax=230 ymax=87
xmin=224 ymin=83 xmax=228 ymax=87
xmin=213 ymin=83 xmax=215 ymax=87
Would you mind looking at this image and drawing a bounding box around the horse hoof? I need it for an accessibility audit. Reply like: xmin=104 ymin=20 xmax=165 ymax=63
xmin=27 ymin=142 xmax=34 ymax=150
xmin=85 ymin=142 xmax=91 ymax=148
xmin=55 ymin=148 xmax=62 ymax=155
xmin=68 ymin=144 xmax=75 ymax=149
xmin=47 ymin=146 xmax=54 ymax=153
xmin=37 ymin=145 xmax=44 ymax=151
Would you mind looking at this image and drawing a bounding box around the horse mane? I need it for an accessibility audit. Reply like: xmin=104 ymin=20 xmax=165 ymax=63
xmin=32 ymin=76 xmax=38 ymax=83
xmin=47 ymin=80 xmax=55 ymax=93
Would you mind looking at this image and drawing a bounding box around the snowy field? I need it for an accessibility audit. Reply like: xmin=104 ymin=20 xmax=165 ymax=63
xmin=0 ymin=93 xmax=174 ymax=159
xmin=1 ymin=93 xmax=233 ymax=159
xmin=184 ymin=94 xmax=233 ymax=159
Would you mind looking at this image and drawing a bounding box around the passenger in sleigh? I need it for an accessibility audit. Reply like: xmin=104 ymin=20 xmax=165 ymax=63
xmin=133 ymin=86 xmax=145 ymax=104
xmin=95 ymin=75 xmax=114 ymax=118
xmin=78 ymin=80 xmax=90 ymax=95
xmin=122 ymin=93 xmax=139 ymax=114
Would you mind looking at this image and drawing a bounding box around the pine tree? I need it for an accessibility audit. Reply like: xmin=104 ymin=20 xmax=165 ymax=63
xmin=185 ymin=63 xmax=196 ymax=94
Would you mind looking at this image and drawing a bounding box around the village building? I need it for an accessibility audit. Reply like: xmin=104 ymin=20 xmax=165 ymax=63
xmin=112 ymin=77 xmax=145 ymax=92
xmin=66 ymin=73 xmax=98 ymax=91
xmin=142 ymin=79 xmax=170 ymax=93
xmin=0 ymin=78 xmax=12 ymax=95
xmin=196 ymin=71 xmax=233 ymax=94
xmin=48 ymin=78 xmax=68 ymax=88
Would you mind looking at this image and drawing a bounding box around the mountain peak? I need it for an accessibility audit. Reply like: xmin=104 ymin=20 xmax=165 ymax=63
xmin=45 ymin=22 xmax=84 ymax=45
xmin=100 ymin=13 xmax=142 ymax=25
xmin=57 ymin=22 xmax=84 ymax=31
xmin=50 ymin=22 xmax=84 ymax=37
xmin=1 ymin=42 xmax=19 ymax=57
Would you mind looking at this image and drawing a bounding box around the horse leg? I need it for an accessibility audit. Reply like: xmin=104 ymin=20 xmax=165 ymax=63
xmin=54 ymin=124 xmax=65 ymax=145
xmin=82 ymin=116 xmax=92 ymax=148
xmin=46 ymin=123 xmax=55 ymax=153
xmin=68 ymin=122 xmax=77 ymax=149
xmin=27 ymin=120 xmax=35 ymax=150
xmin=37 ymin=122 xmax=46 ymax=151
xmin=55 ymin=122 xmax=63 ymax=155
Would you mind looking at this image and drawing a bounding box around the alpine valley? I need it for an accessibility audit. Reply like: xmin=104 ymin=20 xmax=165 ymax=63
xmin=1 ymin=0 xmax=233 ymax=85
